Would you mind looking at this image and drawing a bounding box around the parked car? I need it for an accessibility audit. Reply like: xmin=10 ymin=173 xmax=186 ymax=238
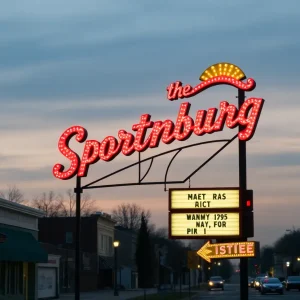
xmin=285 ymin=276 xmax=300 ymax=291
xmin=260 ymin=277 xmax=284 ymax=295
xmin=208 ymin=276 xmax=224 ymax=291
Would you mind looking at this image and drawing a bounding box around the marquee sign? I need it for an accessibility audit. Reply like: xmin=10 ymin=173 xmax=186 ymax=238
xmin=168 ymin=187 xmax=254 ymax=239
xmin=169 ymin=212 xmax=241 ymax=238
xmin=52 ymin=62 xmax=265 ymax=180
xmin=197 ymin=240 xmax=259 ymax=263
xmin=169 ymin=188 xmax=241 ymax=210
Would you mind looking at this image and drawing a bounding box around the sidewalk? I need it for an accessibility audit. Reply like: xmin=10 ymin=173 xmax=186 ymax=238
xmin=59 ymin=285 xmax=193 ymax=300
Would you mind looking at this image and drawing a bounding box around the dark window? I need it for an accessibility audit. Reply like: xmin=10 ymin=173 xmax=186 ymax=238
xmin=18 ymin=263 xmax=23 ymax=294
xmin=10 ymin=263 xmax=16 ymax=294
xmin=0 ymin=262 xmax=23 ymax=296
xmin=0 ymin=262 xmax=5 ymax=295
xmin=108 ymin=237 xmax=112 ymax=255
xmin=288 ymin=276 xmax=300 ymax=281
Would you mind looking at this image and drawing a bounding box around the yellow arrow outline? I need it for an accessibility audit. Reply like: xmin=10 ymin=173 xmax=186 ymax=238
xmin=196 ymin=241 xmax=212 ymax=263
xmin=197 ymin=241 xmax=256 ymax=263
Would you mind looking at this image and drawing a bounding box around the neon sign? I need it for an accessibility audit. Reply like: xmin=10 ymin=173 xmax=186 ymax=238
xmin=166 ymin=62 xmax=256 ymax=101
xmin=197 ymin=241 xmax=259 ymax=263
xmin=53 ymin=62 xmax=265 ymax=180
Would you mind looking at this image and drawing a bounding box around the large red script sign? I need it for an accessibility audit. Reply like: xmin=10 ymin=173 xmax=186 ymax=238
xmin=53 ymin=63 xmax=265 ymax=180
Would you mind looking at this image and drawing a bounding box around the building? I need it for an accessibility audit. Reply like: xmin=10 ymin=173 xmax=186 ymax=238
xmin=38 ymin=212 xmax=116 ymax=291
xmin=274 ymin=254 xmax=300 ymax=278
xmin=0 ymin=197 xmax=48 ymax=300
xmin=114 ymin=226 xmax=138 ymax=289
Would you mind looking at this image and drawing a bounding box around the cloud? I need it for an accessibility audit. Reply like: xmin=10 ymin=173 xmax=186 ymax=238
xmin=0 ymin=0 xmax=299 ymax=247
xmin=1 ymin=0 xmax=300 ymax=101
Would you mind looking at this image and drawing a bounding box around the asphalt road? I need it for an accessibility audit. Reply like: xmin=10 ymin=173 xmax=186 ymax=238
xmin=192 ymin=284 xmax=300 ymax=299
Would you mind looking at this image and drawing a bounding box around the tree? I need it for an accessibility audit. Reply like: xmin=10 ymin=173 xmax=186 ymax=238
xmin=31 ymin=191 xmax=63 ymax=217
xmin=150 ymin=227 xmax=186 ymax=285
xmin=153 ymin=227 xmax=168 ymax=239
xmin=58 ymin=189 xmax=96 ymax=217
xmin=248 ymin=257 xmax=260 ymax=276
xmin=274 ymin=229 xmax=300 ymax=257
xmin=211 ymin=259 xmax=234 ymax=279
xmin=260 ymin=246 xmax=274 ymax=275
xmin=0 ymin=185 xmax=25 ymax=204
xmin=31 ymin=189 xmax=96 ymax=217
xmin=111 ymin=203 xmax=151 ymax=231
xmin=136 ymin=214 xmax=154 ymax=288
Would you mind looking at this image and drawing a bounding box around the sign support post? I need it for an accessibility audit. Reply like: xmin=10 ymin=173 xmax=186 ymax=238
xmin=238 ymin=88 xmax=248 ymax=300
xmin=74 ymin=176 xmax=82 ymax=300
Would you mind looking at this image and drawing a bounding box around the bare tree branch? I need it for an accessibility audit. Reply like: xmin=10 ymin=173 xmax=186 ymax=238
xmin=31 ymin=191 xmax=63 ymax=217
xmin=111 ymin=203 xmax=151 ymax=231
xmin=50 ymin=189 xmax=97 ymax=217
xmin=0 ymin=185 xmax=25 ymax=204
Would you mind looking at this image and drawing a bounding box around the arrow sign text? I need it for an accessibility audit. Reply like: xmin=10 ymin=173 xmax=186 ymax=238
xmin=197 ymin=240 xmax=259 ymax=263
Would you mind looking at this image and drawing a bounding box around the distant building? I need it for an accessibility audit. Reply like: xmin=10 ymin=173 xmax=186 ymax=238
xmin=38 ymin=212 xmax=116 ymax=291
xmin=114 ymin=226 xmax=138 ymax=289
xmin=0 ymin=197 xmax=47 ymax=300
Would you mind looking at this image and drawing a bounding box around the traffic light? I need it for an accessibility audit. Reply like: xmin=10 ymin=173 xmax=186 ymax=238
xmin=242 ymin=189 xmax=253 ymax=210
xmin=242 ymin=189 xmax=254 ymax=238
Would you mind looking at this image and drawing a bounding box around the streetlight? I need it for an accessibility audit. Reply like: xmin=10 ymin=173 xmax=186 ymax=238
xmin=113 ymin=241 xmax=120 ymax=296
xmin=286 ymin=261 xmax=290 ymax=277
xmin=217 ymin=262 xmax=221 ymax=275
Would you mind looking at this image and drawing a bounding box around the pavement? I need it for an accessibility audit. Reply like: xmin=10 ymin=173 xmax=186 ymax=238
xmin=59 ymin=285 xmax=193 ymax=300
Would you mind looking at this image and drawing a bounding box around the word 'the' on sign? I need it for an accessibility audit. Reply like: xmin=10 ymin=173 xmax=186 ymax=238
xmin=197 ymin=240 xmax=260 ymax=263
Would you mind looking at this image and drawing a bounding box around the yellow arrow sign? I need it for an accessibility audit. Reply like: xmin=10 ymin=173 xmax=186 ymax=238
xmin=197 ymin=240 xmax=259 ymax=263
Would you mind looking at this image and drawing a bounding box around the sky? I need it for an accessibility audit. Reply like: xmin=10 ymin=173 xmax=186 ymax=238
xmin=1 ymin=0 xmax=300 ymax=248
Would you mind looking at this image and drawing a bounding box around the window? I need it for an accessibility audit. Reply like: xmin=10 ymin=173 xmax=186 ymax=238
xmin=101 ymin=235 xmax=104 ymax=251
xmin=0 ymin=262 xmax=23 ymax=296
xmin=0 ymin=262 xmax=5 ymax=295
xmin=99 ymin=234 xmax=113 ymax=255
xmin=9 ymin=263 xmax=16 ymax=294
xmin=108 ymin=237 xmax=112 ymax=255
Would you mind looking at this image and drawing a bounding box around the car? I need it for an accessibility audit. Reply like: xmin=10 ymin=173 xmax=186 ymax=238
xmin=254 ymin=276 xmax=265 ymax=290
xmin=258 ymin=277 xmax=271 ymax=291
xmin=285 ymin=276 xmax=300 ymax=291
xmin=208 ymin=276 xmax=224 ymax=291
xmin=260 ymin=277 xmax=284 ymax=295
xmin=248 ymin=277 xmax=254 ymax=287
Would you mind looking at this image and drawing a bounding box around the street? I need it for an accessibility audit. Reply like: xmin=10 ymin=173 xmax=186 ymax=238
xmin=193 ymin=284 xmax=300 ymax=299
xmin=58 ymin=284 xmax=300 ymax=300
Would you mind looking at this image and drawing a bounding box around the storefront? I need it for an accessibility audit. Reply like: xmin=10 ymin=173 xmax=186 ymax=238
xmin=0 ymin=197 xmax=48 ymax=300
xmin=37 ymin=255 xmax=60 ymax=299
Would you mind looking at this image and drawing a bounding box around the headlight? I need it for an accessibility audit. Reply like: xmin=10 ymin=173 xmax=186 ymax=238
xmin=220 ymin=281 xmax=223 ymax=284
xmin=209 ymin=282 xmax=213 ymax=286
xmin=255 ymin=282 xmax=259 ymax=286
